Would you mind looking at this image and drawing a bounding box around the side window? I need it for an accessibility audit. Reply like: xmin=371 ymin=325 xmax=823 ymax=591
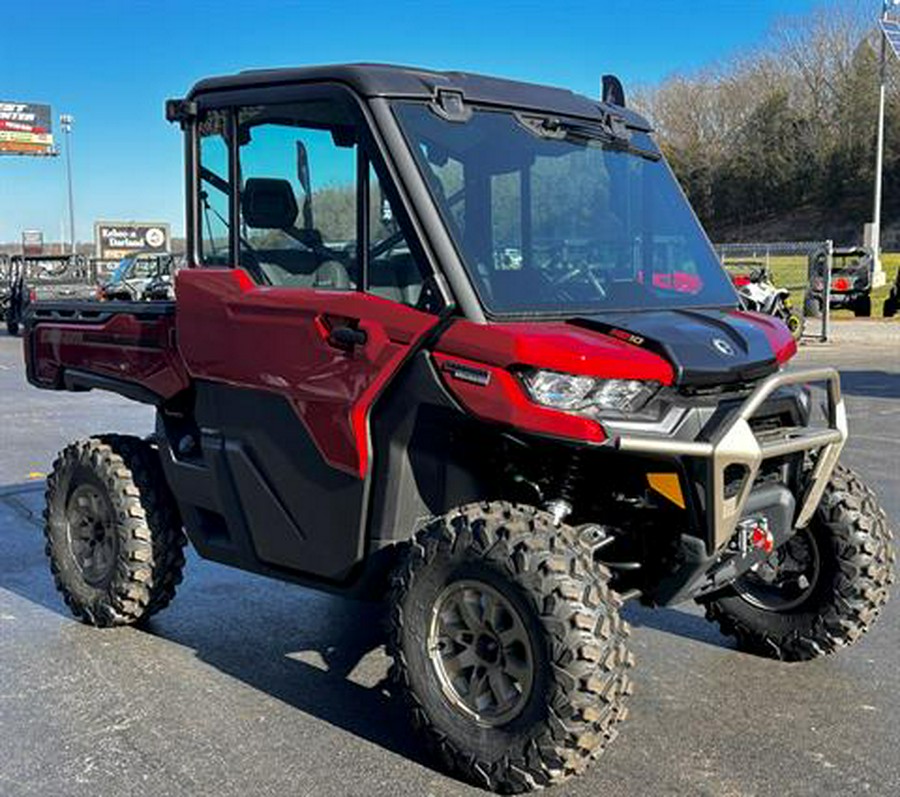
xmin=198 ymin=111 xmax=231 ymax=266
xmin=237 ymin=102 xmax=357 ymax=289
xmin=367 ymin=163 xmax=433 ymax=309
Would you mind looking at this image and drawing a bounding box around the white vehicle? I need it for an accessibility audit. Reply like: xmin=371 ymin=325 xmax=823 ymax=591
xmin=731 ymin=262 xmax=803 ymax=340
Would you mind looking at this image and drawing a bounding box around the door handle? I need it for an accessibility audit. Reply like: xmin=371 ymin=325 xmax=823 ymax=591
xmin=328 ymin=326 xmax=368 ymax=348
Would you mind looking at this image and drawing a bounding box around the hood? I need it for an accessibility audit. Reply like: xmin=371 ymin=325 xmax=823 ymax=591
xmin=570 ymin=308 xmax=793 ymax=388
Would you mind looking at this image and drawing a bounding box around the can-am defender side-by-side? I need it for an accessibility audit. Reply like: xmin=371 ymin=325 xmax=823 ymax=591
xmin=23 ymin=65 xmax=894 ymax=792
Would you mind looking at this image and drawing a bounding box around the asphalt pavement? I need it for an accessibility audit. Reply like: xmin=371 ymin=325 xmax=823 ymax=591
xmin=1 ymin=325 xmax=899 ymax=797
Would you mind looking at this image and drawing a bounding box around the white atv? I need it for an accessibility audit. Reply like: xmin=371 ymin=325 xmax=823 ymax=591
xmin=732 ymin=264 xmax=803 ymax=340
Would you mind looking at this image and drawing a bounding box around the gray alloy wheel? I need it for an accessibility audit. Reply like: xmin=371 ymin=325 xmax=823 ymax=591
xmin=427 ymin=579 xmax=535 ymax=727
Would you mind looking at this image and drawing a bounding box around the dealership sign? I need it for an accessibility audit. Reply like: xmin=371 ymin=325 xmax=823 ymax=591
xmin=94 ymin=221 xmax=171 ymax=260
xmin=0 ymin=102 xmax=55 ymax=155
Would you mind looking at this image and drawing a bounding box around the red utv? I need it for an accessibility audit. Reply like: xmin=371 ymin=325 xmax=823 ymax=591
xmin=23 ymin=65 xmax=893 ymax=792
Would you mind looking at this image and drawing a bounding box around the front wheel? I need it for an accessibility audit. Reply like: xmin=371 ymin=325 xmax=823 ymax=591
xmin=704 ymin=465 xmax=894 ymax=661
xmin=786 ymin=312 xmax=804 ymax=340
xmin=6 ymin=319 xmax=19 ymax=336
xmin=388 ymin=502 xmax=633 ymax=793
xmin=777 ymin=301 xmax=804 ymax=340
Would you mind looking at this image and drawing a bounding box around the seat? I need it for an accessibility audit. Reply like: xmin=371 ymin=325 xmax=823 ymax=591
xmin=241 ymin=178 xmax=351 ymax=289
xmin=368 ymin=252 xmax=424 ymax=306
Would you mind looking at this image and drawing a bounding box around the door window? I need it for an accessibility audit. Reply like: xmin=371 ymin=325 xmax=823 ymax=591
xmin=238 ymin=102 xmax=358 ymax=289
xmin=195 ymin=95 xmax=439 ymax=310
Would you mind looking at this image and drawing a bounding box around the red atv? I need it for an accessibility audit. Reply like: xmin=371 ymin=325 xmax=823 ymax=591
xmin=23 ymin=65 xmax=894 ymax=792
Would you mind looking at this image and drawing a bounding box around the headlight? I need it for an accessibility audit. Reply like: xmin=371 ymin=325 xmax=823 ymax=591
xmin=522 ymin=370 xmax=661 ymax=415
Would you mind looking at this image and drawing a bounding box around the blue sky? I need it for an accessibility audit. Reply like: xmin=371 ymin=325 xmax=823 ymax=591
xmin=0 ymin=0 xmax=830 ymax=243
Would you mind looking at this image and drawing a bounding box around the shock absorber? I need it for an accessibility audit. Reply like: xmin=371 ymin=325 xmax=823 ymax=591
xmin=545 ymin=450 xmax=582 ymax=525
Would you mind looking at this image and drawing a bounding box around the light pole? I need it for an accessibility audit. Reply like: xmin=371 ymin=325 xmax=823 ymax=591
xmin=60 ymin=113 xmax=75 ymax=255
xmin=872 ymin=1 xmax=900 ymax=285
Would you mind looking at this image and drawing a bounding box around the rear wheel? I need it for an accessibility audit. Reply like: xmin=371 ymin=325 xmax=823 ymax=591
xmin=803 ymin=293 xmax=822 ymax=319
xmin=6 ymin=320 xmax=18 ymax=336
xmin=388 ymin=502 xmax=633 ymax=793
xmin=883 ymin=292 xmax=898 ymax=318
xmin=43 ymin=435 xmax=187 ymax=626
xmin=854 ymin=295 xmax=872 ymax=317
xmin=705 ymin=465 xmax=894 ymax=661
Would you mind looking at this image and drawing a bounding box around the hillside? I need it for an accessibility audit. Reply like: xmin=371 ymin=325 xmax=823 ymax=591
xmin=639 ymin=3 xmax=900 ymax=249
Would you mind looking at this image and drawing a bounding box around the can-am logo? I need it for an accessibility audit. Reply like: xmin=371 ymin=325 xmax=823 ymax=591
xmin=711 ymin=337 xmax=736 ymax=357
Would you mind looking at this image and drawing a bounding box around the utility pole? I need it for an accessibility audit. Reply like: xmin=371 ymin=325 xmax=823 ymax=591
xmin=60 ymin=113 xmax=75 ymax=255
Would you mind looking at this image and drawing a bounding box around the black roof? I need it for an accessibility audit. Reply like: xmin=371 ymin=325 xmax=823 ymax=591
xmin=187 ymin=62 xmax=652 ymax=130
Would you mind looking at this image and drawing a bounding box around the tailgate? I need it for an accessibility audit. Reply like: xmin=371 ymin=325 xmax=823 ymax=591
xmin=24 ymin=300 xmax=189 ymax=404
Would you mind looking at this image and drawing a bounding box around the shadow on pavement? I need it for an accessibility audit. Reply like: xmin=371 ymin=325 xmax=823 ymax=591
xmin=143 ymin=585 xmax=438 ymax=774
xmin=622 ymin=601 xmax=734 ymax=649
xmin=839 ymin=370 xmax=900 ymax=399
xmin=0 ymin=481 xmax=66 ymax=616
xmin=2 ymin=478 xmax=739 ymax=776
xmin=0 ymin=487 xmax=436 ymax=775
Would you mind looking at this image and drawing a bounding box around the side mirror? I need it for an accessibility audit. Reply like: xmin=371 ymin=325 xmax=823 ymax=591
xmin=602 ymin=75 xmax=626 ymax=108
xmin=296 ymin=141 xmax=310 ymax=195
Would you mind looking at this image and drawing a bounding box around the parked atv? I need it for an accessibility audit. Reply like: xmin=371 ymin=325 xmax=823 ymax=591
xmin=22 ymin=64 xmax=894 ymax=793
xmin=729 ymin=261 xmax=803 ymax=339
xmin=805 ymin=246 xmax=874 ymax=318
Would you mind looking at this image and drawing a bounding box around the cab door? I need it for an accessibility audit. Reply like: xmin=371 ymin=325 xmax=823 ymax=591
xmin=174 ymin=88 xmax=443 ymax=582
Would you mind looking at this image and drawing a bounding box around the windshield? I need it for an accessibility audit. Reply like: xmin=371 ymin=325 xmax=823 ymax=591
xmin=393 ymin=102 xmax=737 ymax=316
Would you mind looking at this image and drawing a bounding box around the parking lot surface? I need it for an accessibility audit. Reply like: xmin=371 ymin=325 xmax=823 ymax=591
xmin=1 ymin=326 xmax=899 ymax=797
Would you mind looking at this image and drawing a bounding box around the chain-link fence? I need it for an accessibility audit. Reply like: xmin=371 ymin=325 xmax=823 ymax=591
xmin=714 ymin=240 xmax=833 ymax=343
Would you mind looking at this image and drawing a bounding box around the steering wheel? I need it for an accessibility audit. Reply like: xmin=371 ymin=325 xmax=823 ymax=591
xmin=545 ymin=261 xmax=608 ymax=299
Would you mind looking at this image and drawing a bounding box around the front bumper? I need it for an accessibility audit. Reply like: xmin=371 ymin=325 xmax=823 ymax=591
xmin=613 ymin=367 xmax=847 ymax=552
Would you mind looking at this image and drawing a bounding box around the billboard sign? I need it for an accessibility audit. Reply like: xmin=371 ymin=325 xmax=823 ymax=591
xmin=94 ymin=221 xmax=171 ymax=260
xmin=22 ymin=230 xmax=43 ymax=256
xmin=0 ymin=102 xmax=55 ymax=156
